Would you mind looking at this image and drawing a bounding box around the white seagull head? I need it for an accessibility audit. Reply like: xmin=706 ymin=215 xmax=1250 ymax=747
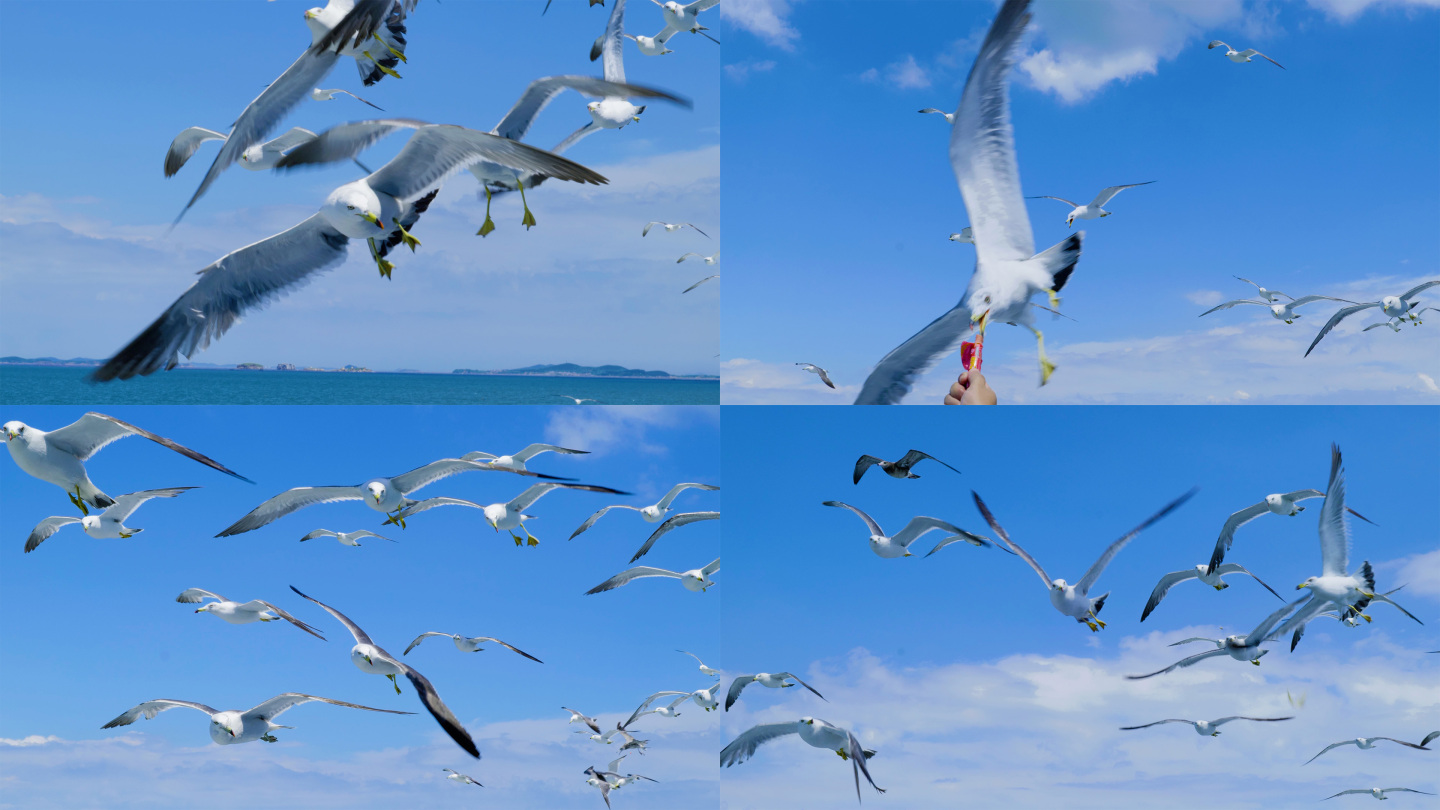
xmin=366 ymin=481 xmax=387 ymax=505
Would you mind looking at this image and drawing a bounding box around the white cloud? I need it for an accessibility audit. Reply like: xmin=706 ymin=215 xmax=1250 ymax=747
xmin=1186 ymin=290 xmax=1226 ymax=306
xmin=721 ymin=0 xmax=799 ymax=50
xmin=860 ymin=54 xmax=932 ymax=90
xmin=0 ymin=735 xmax=63 ymax=747
xmin=1304 ymin=0 xmax=1440 ymax=21
xmin=1418 ymin=372 xmax=1439 ymax=393
xmin=1377 ymin=549 xmax=1440 ymax=600
xmin=724 ymin=59 xmax=777 ymax=83
xmin=543 ymin=405 xmax=717 ymax=459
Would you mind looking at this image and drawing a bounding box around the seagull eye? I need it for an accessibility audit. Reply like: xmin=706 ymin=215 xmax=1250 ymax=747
xmin=346 ymin=205 xmax=355 ymax=210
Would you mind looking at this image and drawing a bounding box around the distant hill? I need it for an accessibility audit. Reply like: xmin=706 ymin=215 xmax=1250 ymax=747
xmin=454 ymin=363 xmax=691 ymax=378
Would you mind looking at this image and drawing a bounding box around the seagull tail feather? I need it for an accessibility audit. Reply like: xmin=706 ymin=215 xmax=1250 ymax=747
xmin=1030 ymin=231 xmax=1083 ymax=292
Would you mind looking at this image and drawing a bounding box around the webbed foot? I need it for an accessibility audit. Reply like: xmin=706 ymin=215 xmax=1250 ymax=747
xmin=391 ymin=218 xmax=421 ymax=252
xmin=477 ymin=215 xmax=496 ymax=237
xmin=387 ymin=674 xmax=401 ymax=694
xmin=365 ymin=53 xmax=402 ymax=79
xmin=70 ymin=487 xmax=90 ymax=516
xmin=261 ymin=734 xmax=278 ymax=743
xmin=373 ymin=33 xmax=407 ymax=62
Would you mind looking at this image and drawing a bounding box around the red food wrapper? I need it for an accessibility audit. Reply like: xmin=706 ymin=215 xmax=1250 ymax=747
xmin=961 ymin=340 xmax=983 ymax=371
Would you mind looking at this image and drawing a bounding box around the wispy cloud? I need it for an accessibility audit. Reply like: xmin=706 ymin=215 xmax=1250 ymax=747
xmin=860 ymin=54 xmax=932 ymax=90
xmin=1186 ymin=290 xmax=1226 ymax=306
xmin=544 ymin=405 xmax=718 ymax=459
xmin=721 ymin=0 xmax=800 ymax=50
xmin=1304 ymin=0 xmax=1440 ymax=21
xmin=724 ymin=59 xmax=777 ymax=83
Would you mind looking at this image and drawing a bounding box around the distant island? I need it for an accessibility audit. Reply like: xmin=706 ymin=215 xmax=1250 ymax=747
xmin=454 ymin=363 xmax=698 ymax=379
xmin=1 ymin=357 xmax=716 ymax=380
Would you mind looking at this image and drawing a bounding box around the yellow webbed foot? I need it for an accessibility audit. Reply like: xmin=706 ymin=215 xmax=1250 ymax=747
xmin=1045 ymin=288 xmax=1061 ymax=309
xmin=512 ymin=534 xmax=524 ymax=546
xmin=1250 ymin=659 xmax=1261 ymax=666
xmin=366 ymin=54 xmax=402 ymax=79
xmin=522 ymin=207 xmax=537 ymax=229
xmin=373 ymin=33 xmax=407 ymax=62
xmin=1361 ymin=614 xmax=1372 ymax=623
xmin=119 ymin=531 xmax=134 ymax=539
xmin=477 ymin=216 xmax=496 ymax=237
xmin=1040 ymin=358 xmax=1057 ymax=386
xmin=527 ymin=535 xmax=540 ymax=547
xmin=836 ymin=749 xmax=849 ymax=760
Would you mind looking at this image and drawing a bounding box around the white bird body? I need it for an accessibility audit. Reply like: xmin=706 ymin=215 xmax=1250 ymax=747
xmin=1235 ymin=276 xmax=1291 ymax=303
xmin=25 ymin=488 xmax=196 ymax=553
xmin=628 ymin=31 xmax=674 ymax=55
xmin=949 ymin=227 xmax=974 ymax=243
xmin=657 ymin=0 xmax=717 ymax=36
xmin=679 ymin=650 xmax=720 ymax=677
xmin=464 ymin=443 xmax=587 ymax=473
xmin=102 ymin=693 xmax=409 ymax=746
xmin=1030 ymin=182 xmax=1155 ymax=227
xmin=444 ymin=768 xmax=482 ymax=786
xmin=1208 ymin=40 xmax=1284 ymax=69
xmin=301 ymin=528 xmax=393 ymax=546
xmin=1305 ymin=281 xmax=1439 ymax=356
xmin=692 ymin=682 xmax=723 ymax=710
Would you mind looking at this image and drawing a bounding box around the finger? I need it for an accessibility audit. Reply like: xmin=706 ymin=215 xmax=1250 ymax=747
xmin=944 ymin=393 xmax=962 ymax=405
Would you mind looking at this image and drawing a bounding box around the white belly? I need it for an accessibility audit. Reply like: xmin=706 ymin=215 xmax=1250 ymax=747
xmin=11 ymin=438 xmax=84 ymax=488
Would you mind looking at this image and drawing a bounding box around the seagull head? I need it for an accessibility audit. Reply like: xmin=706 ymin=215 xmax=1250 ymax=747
xmin=325 ymin=186 xmax=385 ymax=231
xmin=1297 ymin=576 xmax=1318 ymax=591
xmin=801 ymin=717 xmax=815 ymax=726
xmin=2 ymin=422 xmax=22 ymax=441
xmin=1050 ymin=578 xmax=1068 ymax=592
xmin=366 ymin=481 xmax=387 ymax=504
xmin=304 ymin=7 xmax=321 ymax=19
xmin=1065 ymin=214 xmax=1076 ymax=227
xmin=80 ymin=515 xmax=102 ymax=533
xmin=195 ymin=603 xmax=214 ymax=614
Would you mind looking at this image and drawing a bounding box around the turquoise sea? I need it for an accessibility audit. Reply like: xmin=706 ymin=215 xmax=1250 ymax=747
xmin=0 ymin=366 xmax=718 ymax=406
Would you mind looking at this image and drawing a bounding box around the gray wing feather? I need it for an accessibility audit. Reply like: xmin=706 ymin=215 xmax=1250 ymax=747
xmin=286 ymin=585 xmax=376 ymax=647
xmin=1089 ymin=181 xmax=1154 ymax=207
xmin=1400 ymin=280 xmax=1440 ymax=301
xmin=1207 ymin=501 xmax=1270 ymax=573
xmin=1317 ymin=444 xmax=1348 ymax=578
xmin=365 ymin=125 xmax=607 ymax=203
xmin=315 ymin=0 xmax=422 ymax=53
xmin=586 ymin=566 xmax=682 ymax=594
xmin=216 ymin=485 xmax=362 ymax=536
xmin=853 ymin=302 xmax=971 ymax=405
xmin=775 ymin=673 xmax=827 ymax=702
xmin=720 ymin=721 xmax=802 ymax=765
xmin=599 ymin=0 xmax=626 ymax=83
xmin=822 ymin=501 xmax=884 ymax=538
xmin=1126 ymin=649 xmax=1229 ymax=680
xmin=251 ymin=601 xmax=327 ymax=639
xmin=391 ymin=458 xmax=503 ymax=494
xmin=246 ymin=692 xmax=412 ymax=722
xmin=1077 ymin=489 xmax=1195 ymax=594
xmin=569 ymin=505 xmax=640 ymax=540
xmin=630 ymin=511 xmax=719 ymax=563
xmin=1305 ymin=303 xmax=1379 ymax=357
xmin=972 ymin=491 xmax=1051 ymax=586
xmin=655 ymin=483 xmax=719 ymax=510
xmin=399 ymin=663 xmax=481 ymax=758
xmin=48 ymin=414 xmax=253 ymax=482
xmin=1140 ymin=569 xmax=1199 ymax=621
xmin=165 ymin=127 xmax=226 ymax=177
xmin=274 ymin=119 xmax=429 ymax=169
xmin=724 ymin=676 xmax=753 ymax=710
xmin=1216 ymin=563 xmax=1284 ymax=601
xmin=25 ymin=517 xmax=81 ymax=553
xmin=853 ymin=456 xmax=884 ymax=484
xmin=102 ymin=699 xmax=218 ymax=728
xmin=103 ymin=487 xmax=196 ymax=523
xmin=493 ymin=76 xmax=687 ymax=141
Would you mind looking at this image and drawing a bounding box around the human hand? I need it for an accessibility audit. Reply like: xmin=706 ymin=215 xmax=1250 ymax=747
xmin=943 ymin=370 xmax=997 ymax=405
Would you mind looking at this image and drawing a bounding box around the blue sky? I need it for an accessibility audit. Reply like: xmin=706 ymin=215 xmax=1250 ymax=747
xmin=0 ymin=405 xmax=721 ymax=808
xmin=719 ymin=405 xmax=1438 ymax=808
xmin=0 ymin=0 xmax=719 ymax=376
xmin=719 ymin=0 xmax=1440 ymax=403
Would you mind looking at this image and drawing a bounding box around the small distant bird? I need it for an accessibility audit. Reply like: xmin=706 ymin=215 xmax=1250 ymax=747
xmin=644 ymin=221 xmax=709 ymax=237
xmin=853 ymin=449 xmax=960 ymax=484
xmin=395 ymin=482 xmax=629 ymax=546
xmin=1234 ymin=276 xmax=1291 ymax=303
xmin=564 ymin=707 xmax=606 ymax=737
xmin=443 ymin=768 xmax=483 ymax=787
xmin=1121 ymin=715 xmax=1293 ymax=736
xmin=1323 ymin=787 xmax=1436 ymax=801
xmin=683 ymin=275 xmax=719 ymax=293
xmin=26 ymin=488 xmax=196 ymax=553
xmin=403 ymin=632 xmax=543 ymax=662
xmin=1208 ymin=40 xmax=1284 ymax=69
xmin=1304 ymin=281 xmax=1440 ymax=356
xmin=797 ymin=363 xmax=836 ymax=388
xmin=310 ymin=87 xmax=383 ymax=110
xmin=1028 ymin=182 xmax=1156 ymax=227
xmin=1201 ymin=295 xmax=1355 ymax=324
xmin=555 ymin=395 xmax=599 ymax=404
xmin=178 ymin=588 xmax=326 ymax=640
xmin=586 ymin=558 xmax=720 ymax=594
xmin=678 ymin=650 xmax=720 ymax=678
xmin=464 ymin=444 xmax=588 ymax=475
xmin=918 ymin=107 xmax=955 ymax=123
xmin=300 ymin=529 xmax=395 ymax=547
xmin=824 ymin=501 xmax=991 ymax=559
xmin=627 ymin=30 xmax=675 ymax=56
xmin=1305 ymin=731 xmax=1440 ymax=765
xmin=678 ymin=251 xmax=720 ymax=265
xmin=1364 ymin=308 xmax=1438 ymax=332
xmin=1140 ymin=561 xmax=1283 ymax=621
xmin=624 ymin=692 xmax=690 ymax=725
xmin=1207 ymin=487 xmax=1375 ymax=575
xmin=948 ymin=227 xmax=974 ymax=243
xmin=726 ymin=672 xmax=826 ymax=711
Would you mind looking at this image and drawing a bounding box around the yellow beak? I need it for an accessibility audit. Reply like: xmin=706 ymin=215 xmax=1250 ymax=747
xmin=361 ymin=212 xmax=384 ymax=229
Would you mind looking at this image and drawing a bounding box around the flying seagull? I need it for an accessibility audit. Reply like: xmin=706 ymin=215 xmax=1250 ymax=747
xmin=949 ymin=227 xmax=975 ymax=243
xmin=1207 ymin=488 xmax=1375 ymax=575
xmin=1323 ymin=788 xmax=1436 ymax=801
xmin=1200 ymin=295 xmax=1355 ymax=324
xmin=1121 ymin=716 xmax=1293 ymax=736
xmin=102 ymin=692 xmax=411 ymax=745
xmin=1127 ymin=596 xmax=1304 ymax=679
xmin=797 ymin=363 xmax=836 ymax=389
xmin=464 ymin=444 xmax=588 ymax=475
xmin=403 ymin=632 xmax=543 ymax=662
xmin=311 ymin=87 xmax=383 ymax=109
xmin=853 ymin=449 xmax=960 ymax=484
xmin=289 ymin=585 xmax=481 ymax=758
xmin=300 ymin=528 xmax=395 ymax=547
xmin=644 ymin=221 xmax=709 ymax=237
xmin=178 ymin=587 xmax=326 ymax=640
xmin=1234 ymin=276 xmax=1292 ymax=303
xmin=725 ymin=672 xmax=826 ymax=711
xmin=1305 ymin=731 xmax=1440 ymax=765
xmin=721 ymin=717 xmax=883 ymax=804
xmin=216 ymin=457 xmax=548 ymax=535
xmin=443 ymin=768 xmax=483 ymax=787
xmin=394 ymin=482 xmax=629 ymax=546
xmin=1207 ymin=40 xmax=1284 ymax=69
xmin=654 ymin=0 xmax=721 ymax=44
xmin=973 ymin=487 xmax=1196 ymax=630
xmin=627 ymin=29 xmax=677 ymax=56
xmin=165 ymin=126 xmax=319 ymax=177
xmin=623 ymin=691 xmax=691 ymax=726
xmin=569 ymin=482 xmax=720 ymax=539
xmin=3 ymin=413 xmax=250 ymax=513
xmin=1304 ymin=281 xmax=1440 ymax=357
xmin=25 ymin=488 xmax=195 ymax=553
xmin=564 ymin=707 xmax=606 ymax=737
xmin=1140 ymin=561 xmax=1284 ymax=621
xmin=1028 ymin=181 xmax=1155 ymax=227
xmin=678 ymin=650 xmax=720 ymax=678
xmin=683 ymin=274 xmax=719 ymax=293
xmin=678 ymin=252 xmax=720 ymax=265
xmin=856 ymin=0 xmax=1083 ymax=401
xmin=918 ymin=107 xmax=955 ymax=123
xmin=823 ymin=501 xmax=991 ymax=559
xmin=586 ymin=558 xmax=719 ymax=594
xmin=628 ymin=511 xmax=720 ymax=562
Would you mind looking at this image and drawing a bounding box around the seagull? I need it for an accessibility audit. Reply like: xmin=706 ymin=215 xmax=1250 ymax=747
xmin=25 ymin=488 xmax=195 ymax=553
xmin=1121 ymin=716 xmax=1293 ymax=736
xmin=853 ymin=449 xmax=960 ymax=484
xmin=569 ymin=482 xmax=720 ymax=539
xmin=678 ymin=252 xmax=720 ymax=265
xmin=610 ymin=768 xmax=658 ymax=789
xmin=311 ymin=87 xmax=383 ymax=109
xmin=918 ymin=108 xmax=955 ymax=123
xmin=1207 ymin=488 xmax=1375 ymax=575
xmin=301 ymin=528 xmax=395 ymax=546
xmin=3 ymin=413 xmax=250 ymax=513
xmin=177 ymin=588 xmax=326 ymax=640
xmin=443 ymin=768 xmax=483 ymax=787
xmin=683 ymin=275 xmax=720 ymax=293
xmin=565 ymin=707 xmax=607 ymax=738
xmin=173 ymin=0 xmax=415 ymax=223
xmin=102 ymin=692 xmax=411 ymax=745
xmin=948 ymin=227 xmax=974 ymax=243
xmin=555 ymin=395 xmax=600 ymax=404
xmin=653 ymin=0 xmax=720 ymax=44
xmin=1268 ymin=445 xmax=1423 ymax=644
xmin=1324 ymin=788 xmax=1436 ymax=801
xmin=216 ymin=456 xmax=546 ymax=535
xmin=164 ymin=127 xmax=319 ymax=177
xmin=855 ymin=0 xmax=1083 ymax=401
xmin=1305 ymin=731 xmax=1440 ymax=765
xmin=1208 ymin=40 xmax=1284 ymax=69
xmin=613 ymin=723 xmax=650 ymax=754
xmin=628 ymin=511 xmax=720 ymax=562
xmin=644 ymin=221 xmax=709 ymax=237
xmin=678 ymin=650 xmax=720 ymax=678
xmin=403 ymin=632 xmax=543 ymax=662
xmin=973 ymin=487 xmax=1196 ymax=630
xmin=544 ymin=0 xmax=607 ymax=13
xmin=98 ymin=126 xmax=606 ymax=380
xmin=1234 ymin=276 xmax=1292 ymax=303
xmin=289 ymin=585 xmax=481 ymax=758
xmin=726 ymin=673 xmax=827 ymax=711
xmin=1200 ymin=295 xmax=1355 ymax=324
xmin=823 ymin=501 xmax=991 ymax=559
xmin=721 ymin=717 xmax=884 ymax=804
xmin=1304 ymin=281 xmax=1440 ymax=356
xmin=627 ymin=29 xmax=676 ymax=56
xmin=1127 ymin=596 xmax=1304 ymax=679
xmin=623 ymin=692 xmax=690 ymax=726
xmin=1140 ymin=562 xmax=1284 ymax=621
xmin=394 ymin=482 xmax=629 ymax=545
xmin=586 ymin=558 xmax=719 ymax=594
xmin=691 ymin=680 xmax=725 ymax=711
xmin=1028 ymin=182 xmax=1155 ymax=227
xmin=463 ymin=444 xmax=588 ymax=475
xmin=1364 ymin=307 xmax=1438 ymax=332
xmin=797 ymin=363 xmax=837 ymax=389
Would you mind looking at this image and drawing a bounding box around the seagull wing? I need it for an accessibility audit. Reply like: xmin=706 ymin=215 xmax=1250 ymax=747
xmin=216 ymin=485 xmax=362 ymax=536
xmin=395 ymin=497 xmax=483 ymax=519
xmin=972 ymin=492 xmax=1051 ymax=586
xmin=1304 ymin=740 xmax=1356 ymax=765
xmin=1317 ymin=444 xmax=1349 ymax=578
xmin=1140 ymin=569 xmax=1200 ymax=621
xmin=1381 ymin=789 xmax=1438 ymax=797
xmin=1028 ymin=195 xmax=1078 ymax=207
xmin=1119 ymin=719 xmax=1192 ymax=730
xmin=599 ymin=0 xmax=626 ymax=83
xmin=625 ymin=691 xmax=688 ymax=726
xmin=493 ymin=76 xmax=688 ymax=141
xmin=102 ymin=699 xmax=218 ymax=728
xmin=1207 ymin=501 xmax=1270 ymax=573
xmin=365 ymin=125 xmax=607 ymax=204
xmin=952 ymin=0 xmax=1036 ymax=265
xmin=1247 ymin=595 xmax=1311 ymax=641
xmin=314 ymin=0 xmax=421 ymax=53
xmin=682 ymin=275 xmax=719 ymax=293
xmin=702 ymin=557 xmax=722 ymax=575
xmin=656 ymin=483 xmax=719 ymax=510
xmin=300 ymin=529 xmax=340 ymax=541
xmin=468 ymin=637 xmax=543 ymax=663
xmin=630 ymin=511 xmax=720 ymax=563
xmin=1304 ymin=303 xmax=1380 ymax=357
xmin=47 ymin=414 xmax=252 ymax=481
xmin=510 ymin=482 xmax=626 ymax=512
xmin=892 ymin=516 xmax=967 ymax=548
xmin=1366 ymin=591 xmax=1424 ymax=624
xmin=1289 ymin=295 xmax=1356 ymax=309
xmin=552 ymin=121 xmax=602 ymax=155
xmin=1200 ymin=299 xmax=1269 ymax=316
xmin=1214 ymin=563 xmax=1284 ymax=601
xmin=1207 ymin=40 xmax=1230 ymax=50
xmin=1077 ymin=489 xmax=1195 ymax=595
xmin=851 ymin=302 xmax=972 ymax=405
xmin=513 ymin=443 xmax=589 ymax=462
xmin=568 ymin=505 xmax=642 ymax=540
xmin=93 ymin=215 xmax=351 ymax=381
xmin=822 ymin=501 xmax=885 ymax=538
xmin=1400 ymin=280 xmax=1440 ymax=302
xmin=245 ymin=692 xmax=412 ymax=723
xmin=898 ymin=449 xmax=961 ymax=476
xmin=1213 ymin=716 xmax=1293 ymax=726
xmin=923 ymin=528 xmax=994 ymax=557
xmin=1323 ymin=790 xmax=1370 ymax=800
xmin=1088 ymin=181 xmax=1155 ymax=208
xmin=390 ymin=457 xmax=521 ymax=495
xmin=273 ymin=118 xmax=429 ymax=169
xmin=1124 ymin=649 xmax=1229 ymax=680
xmin=775 ymin=673 xmax=827 ymax=702
xmin=1245 ymin=50 xmax=1285 ymax=69
xmin=846 ymin=728 xmax=886 ymax=799
xmin=853 ymin=456 xmax=885 ymax=484
xmin=720 ymin=722 xmax=804 ymax=766
xmin=262 ymin=126 xmax=320 ymax=154
xmin=685 ymin=0 xmax=720 ymax=12
xmin=24 ymin=517 xmax=81 ymax=553
xmin=586 ymin=566 xmax=683 ymax=594
xmin=165 ymin=127 xmax=227 ymax=177
xmin=102 ymin=487 xmax=196 ymax=523
xmin=724 ymin=676 xmax=757 ymax=710
xmin=176 ymin=588 xmax=227 ymax=604
xmin=403 ymin=632 xmax=453 ymax=655
xmin=251 ymin=601 xmax=327 ymax=640
xmin=398 ymin=662 xmax=481 ymax=758
xmin=287 ymin=585 xmax=375 ymax=646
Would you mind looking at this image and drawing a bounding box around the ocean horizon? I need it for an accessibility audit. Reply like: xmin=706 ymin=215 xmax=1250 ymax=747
xmin=0 ymin=366 xmax=719 ymax=406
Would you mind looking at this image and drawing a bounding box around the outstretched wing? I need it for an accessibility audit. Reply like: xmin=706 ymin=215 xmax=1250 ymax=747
xmin=656 ymin=483 xmax=719 ymax=510
xmin=724 ymin=676 xmax=755 ymax=710
xmin=492 ymin=76 xmax=688 ymax=141
xmin=511 ymin=482 xmax=627 ymax=512
xmin=103 ymin=487 xmax=197 ymax=523
xmin=568 ymin=505 xmax=642 ymax=540
xmin=1304 ymin=740 xmax=1355 ymax=765
xmin=892 ymin=516 xmax=966 ymax=547
xmin=1304 ymin=303 xmax=1380 ymax=357
xmin=165 ymin=127 xmax=226 ymax=177
xmin=397 ymin=662 xmax=481 ymax=759
xmin=845 ymin=728 xmax=886 ymax=800
xmin=972 ymin=491 xmax=1051 ymax=586
xmin=719 ymin=721 xmax=803 ymax=766
xmin=24 ymin=516 xmax=81 ymax=553
xmin=403 ymin=632 xmax=452 ymax=655
xmin=1207 ymin=500 xmax=1270 ymax=573
xmin=217 ymin=485 xmax=362 ymax=537
xmin=822 ymin=501 xmax=884 ymax=538
xmin=1200 ymin=299 xmax=1268 ymax=316
xmin=775 ymin=673 xmax=827 ymax=703
xmin=1089 ymin=181 xmax=1155 ymax=208
xmin=1214 ymin=563 xmax=1284 ymax=602
xmin=252 ymin=601 xmax=327 ymax=640
xmin=630 ymin=511 xmax=720 ymax=563
xmin=1077 ymin=489 xmax=1196 ymax=595
xmin=245 ymin=692 xmax=412 ymax=722
xmin=176 ymin=588 xmax=227 ymax=604
xmin=514 ymin=443 xmax=590 ymax=462
xmin=1317 ymin=444 xmax=1349 ymax=578
xmin=48 ymin=414 xmax=252 ymax=481
xmin=470 ymin=637 xmax=544 ymax=663
xmin=1119 ymin=719 xmax=1191 ymax=731
xmin=390 ymin=457 xmax=534 ymax=495
xmin=898 ymin=449 xmax=961 ymax=476
xmin=853 ymin=456 xmax=885 ymax=484
xmin=851 ymin=302 xmax=972 ymax=405
xmin=1140 ymin=569 xmax=1200 ymax=622
xmin=288 ymin=585 xmax=375 ymax=646
xmin=102 ymin=699 xmax=217 ymax=728
xmin=923 ymin=528 xmax=994 ymax=557
xmin=586 ymin=566 xmax=682 ymax=594
xmin=366 ymin=125 xmax=607 ymax=204
xmin=1400 ymin=280 xmax=1440 ymax=302
xmin=273 ymin=118 xmax=429 ymax=169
